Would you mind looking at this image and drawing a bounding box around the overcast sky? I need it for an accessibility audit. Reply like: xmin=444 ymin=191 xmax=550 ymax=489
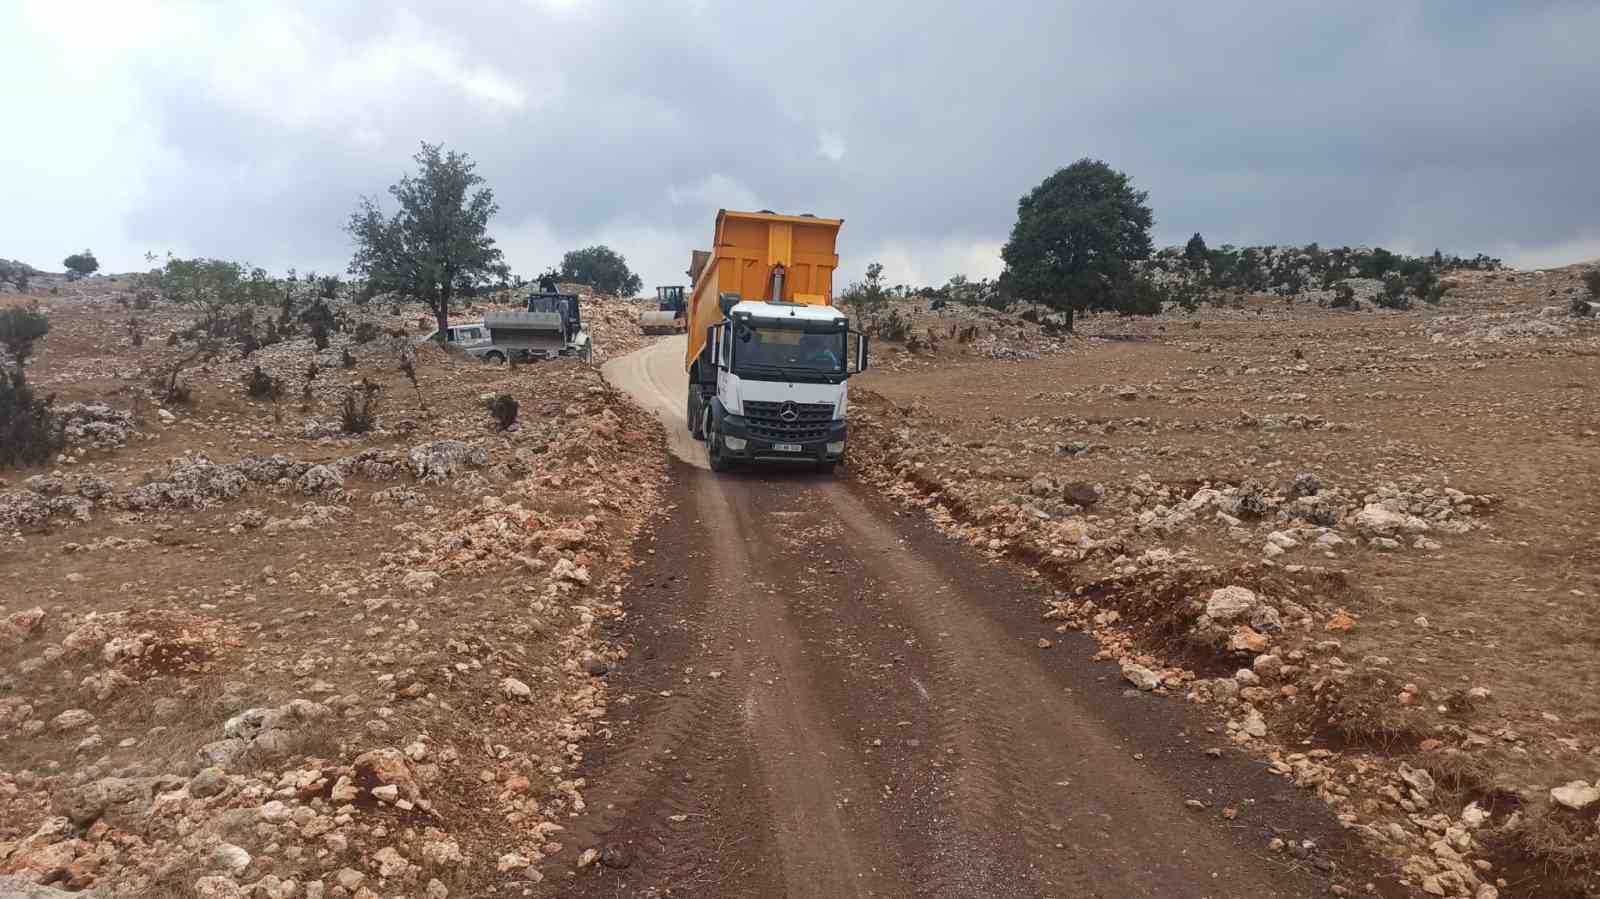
xmin=5 ymin=0 xmax=1599 ymax=290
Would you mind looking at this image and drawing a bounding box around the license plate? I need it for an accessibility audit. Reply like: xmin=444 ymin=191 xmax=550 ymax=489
xmin=772 ymin=443 xmax=802 ymax=453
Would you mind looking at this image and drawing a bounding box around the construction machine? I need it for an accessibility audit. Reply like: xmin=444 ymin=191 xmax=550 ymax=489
xmin=479 ymin=287 xmax=592 ymax=363
xmin=684 ymin=210 xmax=869 ymax=473
xmin=639 ymin=285 xmax=688 ymax=334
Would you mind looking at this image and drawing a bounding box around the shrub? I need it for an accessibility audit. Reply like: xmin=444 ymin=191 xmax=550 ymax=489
xmin=127 ymin=318 xmax=144 ymax=347
xmin=302 ymin=360 xmax=320 ymax=405
xmin=311 ymin=320 xmax=330 ymax=351
xmin=0 ymin=371 xmax=64 ymax=467
xmin=956 ymin=324 xmax=980 ymax=343
xmin=133 ymin=289 xmax=155 ymax=310
xmin=0 ymin=305 xmax=50 ymax=374
xmin=1329 ymin=281 xmax=1356 ymax=310
xmin=873 ymin=308 xmax=912 ymax=342
xmin=1374 ymin=274 xmax=1411 ymax=310
xmin=398 ymin=355 xmax=424 ymax=409
xmin=340 ymin=379 xmax=381 ymax=434
xmin=1582 ymin=269 xmax=1600 ymax=300
xmin=353 ymin=321 xmax=379 ymax=344
xmin=341 ymin=347 xmax=356 ymax=369
xmin=245 ymin=365 xmax=277 ymax=399
xmin=1574 ymin=297 xmax=1596 ymax=318
xmin=487 ymin=393 xmax=518 ymax=430
xmin=153 ymin=340 xmax=216 ymax=404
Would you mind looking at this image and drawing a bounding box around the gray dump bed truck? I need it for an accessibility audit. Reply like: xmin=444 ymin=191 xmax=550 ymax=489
xmin=427 ymin=290 xmax=592 ymax=363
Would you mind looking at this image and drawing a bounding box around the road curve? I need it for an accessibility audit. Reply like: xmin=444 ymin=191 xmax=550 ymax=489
xmin=562 ymin=340 xmax=1370 ymax=898
xmin=602 ymin=334 xmax=706 ymax=469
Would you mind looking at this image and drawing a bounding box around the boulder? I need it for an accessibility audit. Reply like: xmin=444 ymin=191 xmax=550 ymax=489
xmin=1121 ymin=663 xmax=1161 ymax=691
xmin=1205 ymin=586 xmax=1259 ymax=623
xmin=193 ymin=738 xmax=249 ymax=773
xmin=0 ymin=607 xmax=45 ymax=644
xmin=353 ymin=747 xmax=422 ymax=801
xmin=1550 ymin=780 xmax=1598 ymax=811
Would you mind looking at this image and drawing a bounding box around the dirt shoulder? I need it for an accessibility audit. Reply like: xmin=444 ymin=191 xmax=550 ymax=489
xmin=848 ymin=264 xmax=1600 ymax=899
xmin=1 ymin=280 xmax=667 ymax=897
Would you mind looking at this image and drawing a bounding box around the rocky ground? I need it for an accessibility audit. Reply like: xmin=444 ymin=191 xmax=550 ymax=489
xmin=850 ymin=261 xmax=1600 ymax=898
xmin=3 ymin=261 xmax=1597 ymax=899
xmin=1 ymin=278 xmax=665 ymax=897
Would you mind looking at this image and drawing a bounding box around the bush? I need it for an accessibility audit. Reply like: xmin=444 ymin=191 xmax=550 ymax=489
xmin=1329 ymin=281 xmax=1357 ymax=310
xmin=0 ymin=372 xmax=64 ymax=467
xmin=133 ymin=289 xmax=155 ymax=310
xmin=398 ymin=355 xmax=424 ymax=409
xmin=1374 ymin=274 xmax=1411 ymax=310
xmin=0 ymin=305 xmax=50 ymax=373
xmin=245 ymin=365 xmax=278 ymax=399
xmin=340 ymin=379 xmax=381 ymax=434
xmin=487 ymin=393 xmax=518 ymax=430
xmin=152 ymin=340 xmax=216 ymax=404
xmin=1574 ymin=297 xmax=1596 ymax=318
xmin=341 ymin=347 xmax=356 ymax=369
xmin=1582 ymin=269 xmax=1600 ymax=300
xmin=127 ymin=318 xmax=144 ymax=347
xmin=353 ymin=321 xmax=379 ymax=344
xmin=873 ymin=308 xmax=912 ymax=342
xmin=311 ymin=320 xmax=330 ymax=351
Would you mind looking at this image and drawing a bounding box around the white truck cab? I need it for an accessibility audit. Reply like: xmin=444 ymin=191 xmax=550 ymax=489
xmin=691 ymin=299 xmax=868 ymax=472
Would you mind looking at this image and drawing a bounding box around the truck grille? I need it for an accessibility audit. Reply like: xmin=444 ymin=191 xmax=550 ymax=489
xmin=742 ymin=400 xmax=834 ymax=443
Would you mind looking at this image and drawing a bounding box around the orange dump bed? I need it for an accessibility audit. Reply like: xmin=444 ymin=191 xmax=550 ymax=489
xmin=684 ymin=210 xmax=842 ymax=371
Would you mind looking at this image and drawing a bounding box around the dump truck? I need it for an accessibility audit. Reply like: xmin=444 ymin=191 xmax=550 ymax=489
xmin=478 ymin=288 xmax=591 ymax=362
xmin=685 ymin=209 xmax=868 ymax=472
xmin=640 ymin=285 xmax=688 ymax=334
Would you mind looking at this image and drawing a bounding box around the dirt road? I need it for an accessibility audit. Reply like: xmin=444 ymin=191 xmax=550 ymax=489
xmin=602 ymin=334 xmax=707 ymax=470
xmin=565 ymin=340 xmax=1373 ymax=898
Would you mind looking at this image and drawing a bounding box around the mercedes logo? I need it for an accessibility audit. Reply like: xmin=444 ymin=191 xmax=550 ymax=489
xmin=779 ymin=402 xmax=799 ymax=422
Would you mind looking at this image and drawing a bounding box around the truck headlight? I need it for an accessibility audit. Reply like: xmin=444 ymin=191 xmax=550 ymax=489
xmin=723 ymin=436 xmax=747 ymax=451
xmin=826 ymin=441 xmax=845 ymax=455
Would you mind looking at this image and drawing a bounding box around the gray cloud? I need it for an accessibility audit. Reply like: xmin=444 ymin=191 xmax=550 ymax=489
xmin=5 ymin=0 xmax=1598 ymax=287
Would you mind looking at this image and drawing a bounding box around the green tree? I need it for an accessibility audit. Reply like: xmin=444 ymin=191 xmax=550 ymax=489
xmin=1183 ymin=233 xmax=1208 ymax=270
xmin=159 ymin=257 xmax=248 ymax=328
xmin=557 ymin=245 xmax=642 ymax=297
xmin=63 ymin=250 xmax=99 ymax=279
xmin=346 ymin=142 xmax=508 ymax=333
xmin=999 ymin=159 xmax=1155 ymax=329
xmin=839 ymin=261 xmax=888 ymax=321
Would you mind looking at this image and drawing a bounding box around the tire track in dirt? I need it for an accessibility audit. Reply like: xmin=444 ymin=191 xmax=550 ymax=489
xmin=821 ymin=479 xmax=1299 ymax=898
xmin=550 ymin=467 xmax=909 ymax=898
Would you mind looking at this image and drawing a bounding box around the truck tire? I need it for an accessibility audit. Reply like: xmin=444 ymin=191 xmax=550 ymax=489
xmin=688 ymin=389 xmax=705 ymax=440
xmin=484 ymin=351 xmax=505 ymax=364
xmin=707 ymin=423 xmax=731 ymax=472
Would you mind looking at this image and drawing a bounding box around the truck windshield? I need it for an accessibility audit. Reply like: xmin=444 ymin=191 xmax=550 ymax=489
xmin=732 ymin=323 xmax=846 ymax=380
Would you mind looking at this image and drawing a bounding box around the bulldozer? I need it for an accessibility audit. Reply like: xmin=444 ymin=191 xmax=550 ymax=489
xmin=639 ymin=285 xmax=688 ymax=334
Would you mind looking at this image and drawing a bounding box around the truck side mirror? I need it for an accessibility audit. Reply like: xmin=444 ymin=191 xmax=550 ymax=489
xmin=707 ymin=325 xmax=721 ymax=367
xmin=851 ymin=331 xmax=869 ymax=372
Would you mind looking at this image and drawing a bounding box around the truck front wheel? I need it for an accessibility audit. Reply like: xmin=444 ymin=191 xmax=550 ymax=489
xmin=707 ymin=421 xmax=731 ymax=472
xmin=688 ymin=388 xmax=705 ymax=440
